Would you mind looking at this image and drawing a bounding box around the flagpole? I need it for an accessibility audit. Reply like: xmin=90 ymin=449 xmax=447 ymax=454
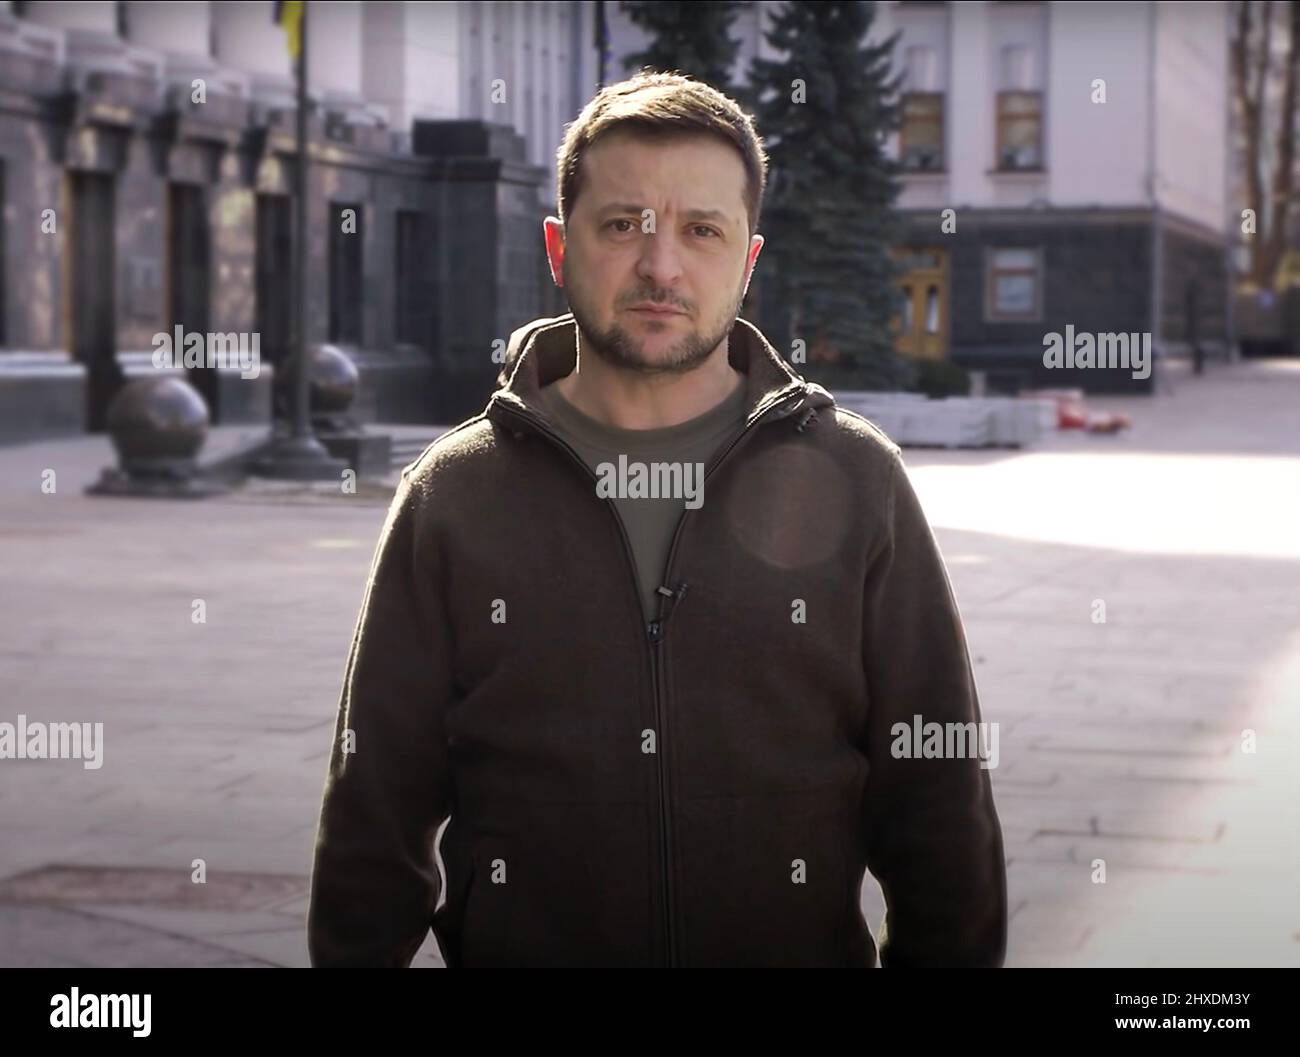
xmin=596 ymin=1 xmax=608 ymax=87
xmin=254 ymin=0 xmax=343 ymax=480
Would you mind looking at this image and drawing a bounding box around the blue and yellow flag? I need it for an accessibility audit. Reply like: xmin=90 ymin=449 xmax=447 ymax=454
xmin=273 ymin=1 xmax=304 ymax=60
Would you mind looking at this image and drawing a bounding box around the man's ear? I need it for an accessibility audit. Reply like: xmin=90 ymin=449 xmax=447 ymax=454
xmin=543 ymin=217 xmax=566 ymax=288
xmin=742 ymin=233 xmax=765 ymax=299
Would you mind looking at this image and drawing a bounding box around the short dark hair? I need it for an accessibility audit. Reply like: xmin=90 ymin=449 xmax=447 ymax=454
xmin=555 ymin=70 xmax=768 ymax=240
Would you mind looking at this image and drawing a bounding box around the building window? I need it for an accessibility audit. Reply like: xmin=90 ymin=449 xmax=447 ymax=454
xmin=395 ymin=211 xmax=426 ymax=346
xmin=996 ymin=90 xmax=1043 ymax=170
xmin=255 ymin=194 xmax=293 ymax=367
xmin=986 ymin=248 xmax=1042 ymax=321
xmin=329 ymin=202 xmax=363 ymax=345
xmin=900 ymin=93 xmax=945 ymax=171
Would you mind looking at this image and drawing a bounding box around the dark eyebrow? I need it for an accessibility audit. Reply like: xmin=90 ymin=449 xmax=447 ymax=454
xmin=595 ymin=203 xmax=649 ymax=218
xmin=683 ymin=208 xmax=731 ymax=224
xmin=596 ymin=203 xmax=732 ymax=225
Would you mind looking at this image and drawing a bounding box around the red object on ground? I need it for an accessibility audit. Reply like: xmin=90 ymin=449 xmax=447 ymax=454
xmin=1084 ymin=412 xmax=1131 ymax=434
xmin=1058 ymin=402 xmax=1088 ymax=429
xmin=1023 ymin=388 xmax=1089 ymax=430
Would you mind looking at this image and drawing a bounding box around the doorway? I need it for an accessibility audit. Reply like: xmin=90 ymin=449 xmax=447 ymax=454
xmin=891 ymin=247 xmax=949 ymax=361
xmin=168 ymin=183 xmax=213 ymax=417
xmin=255 ymin=193 xmax=293 ymax=419
xmin=66 ymin=171 xmax=119 ymax=432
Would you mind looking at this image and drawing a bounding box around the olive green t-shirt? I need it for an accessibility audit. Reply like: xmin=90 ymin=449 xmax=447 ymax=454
xmin=536 ymin=379 xmax=749 ymax=622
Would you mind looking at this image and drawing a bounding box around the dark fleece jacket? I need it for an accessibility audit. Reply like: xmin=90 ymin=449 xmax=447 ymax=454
xmin=307 ymin=312 xmax=1008 ymax=967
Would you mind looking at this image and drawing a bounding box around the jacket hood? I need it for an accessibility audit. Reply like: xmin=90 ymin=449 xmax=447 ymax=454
xmin=488 ymin=312 xmax=836 ymax=436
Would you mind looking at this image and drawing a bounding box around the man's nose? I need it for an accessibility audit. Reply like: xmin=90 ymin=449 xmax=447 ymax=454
xmin=635 ymin=226 xmax=685 ymax=288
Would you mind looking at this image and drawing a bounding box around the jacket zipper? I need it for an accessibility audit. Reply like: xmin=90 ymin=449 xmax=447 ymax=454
xmin=493 ymin=385 xmax=804 ymax=966
xmin=644 ymin=614 xmax=673 ymax=965
xmin=641 ymin=387 xmax=805 ymax=968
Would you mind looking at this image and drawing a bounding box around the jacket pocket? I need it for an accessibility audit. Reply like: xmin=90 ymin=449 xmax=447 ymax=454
xmin=675 ymin=787 xmax=858 ymax=967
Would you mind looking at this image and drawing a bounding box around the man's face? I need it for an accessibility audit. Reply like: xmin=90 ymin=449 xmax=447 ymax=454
xmin=544 ymin=130 xmax=764 ymax=376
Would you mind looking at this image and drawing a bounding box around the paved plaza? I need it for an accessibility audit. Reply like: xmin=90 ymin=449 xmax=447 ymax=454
xmin=1 ymin=357 xmax=1297 ymax=967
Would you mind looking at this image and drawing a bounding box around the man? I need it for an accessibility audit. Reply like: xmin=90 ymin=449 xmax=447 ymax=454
xmin=308 ymin=72 xmax=1006 ymax=968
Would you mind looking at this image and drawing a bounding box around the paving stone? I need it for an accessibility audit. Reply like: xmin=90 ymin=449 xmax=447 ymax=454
xmin=0 ymin=904 xmax=276 ymax=968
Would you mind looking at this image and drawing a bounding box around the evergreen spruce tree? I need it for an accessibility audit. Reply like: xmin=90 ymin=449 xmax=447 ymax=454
xmin=619 ymin=1 xmax=753 ymax=98
xmin=748 ymin=1 xmax=905 ymax=387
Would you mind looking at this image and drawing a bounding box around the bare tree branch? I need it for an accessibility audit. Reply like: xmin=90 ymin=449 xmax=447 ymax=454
xmin=1234 ymin=2 xmax=1267 ymax=281
xmin=1262 ymin=1 xmax=1299 ymax=283
xmin=1256 ymin=0 xmax=1275 ymax=117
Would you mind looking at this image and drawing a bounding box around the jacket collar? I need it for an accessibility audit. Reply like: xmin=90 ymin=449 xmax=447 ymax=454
xmin=487 ymin=313 xmax=834 ymax=434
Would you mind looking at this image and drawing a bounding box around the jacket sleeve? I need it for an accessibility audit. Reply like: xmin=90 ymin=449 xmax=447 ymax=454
xmin=308 ymin=469 xmax=454 ymax=967
xmin=859 ymin=451 xmax=1008 ymax=967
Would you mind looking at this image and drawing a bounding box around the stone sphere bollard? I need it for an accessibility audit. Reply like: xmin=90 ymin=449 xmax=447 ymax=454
xmin=307 ymin=344 xmax=359 ymax=417
xmin=107 ymin=376 xmax=208 ymax=471
xmin=88 ymin=377 xmax=223 ymax=497
xmin=282 ymin=344 xmax=390 ymax=479
xmin=293 ymin=343 xmax=360 ymax=433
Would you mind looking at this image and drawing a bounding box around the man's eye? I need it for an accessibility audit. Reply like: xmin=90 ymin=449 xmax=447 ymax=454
xmin=605 ymin=220 xmax=719 ymax=238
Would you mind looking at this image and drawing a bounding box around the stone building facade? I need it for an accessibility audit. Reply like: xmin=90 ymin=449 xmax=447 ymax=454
xmin=0 ymin=0 xmax=579 ymax=443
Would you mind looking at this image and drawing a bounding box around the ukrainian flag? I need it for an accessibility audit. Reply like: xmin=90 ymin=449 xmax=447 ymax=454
xmin=274 ymin=1 xmax=304 ymax=60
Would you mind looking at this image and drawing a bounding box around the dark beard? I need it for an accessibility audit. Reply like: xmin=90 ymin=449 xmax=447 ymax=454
xmin=568 ymin=286 xmax=745 ymax=377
